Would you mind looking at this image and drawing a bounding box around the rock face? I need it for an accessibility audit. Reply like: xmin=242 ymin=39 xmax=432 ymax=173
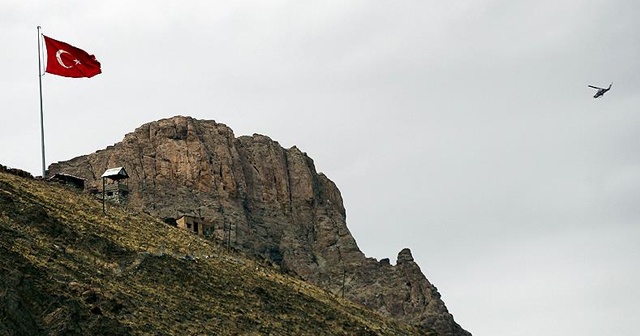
xmin=48 ymin=116 xmax=470 ymax=335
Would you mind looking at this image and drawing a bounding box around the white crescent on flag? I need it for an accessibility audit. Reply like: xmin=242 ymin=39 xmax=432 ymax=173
xmin=55 ymin=49 xmax=80 ymax=69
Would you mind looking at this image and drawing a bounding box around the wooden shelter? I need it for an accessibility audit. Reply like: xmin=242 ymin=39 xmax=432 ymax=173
xmin=101 ymin=167 xmax=130 ymax=212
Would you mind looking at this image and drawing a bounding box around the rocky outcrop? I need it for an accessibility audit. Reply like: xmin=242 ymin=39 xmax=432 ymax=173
xmin=47 ymin=116 xmax=470 ymax=335
xmin=0 ymin=164 xmax=34 ymax=179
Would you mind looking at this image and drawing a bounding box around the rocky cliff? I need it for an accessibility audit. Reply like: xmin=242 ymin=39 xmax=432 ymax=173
xmin=0 ymin=169 xmax=428 ymax=335
xmin=48 ymin=116 xmax=470 ymax=335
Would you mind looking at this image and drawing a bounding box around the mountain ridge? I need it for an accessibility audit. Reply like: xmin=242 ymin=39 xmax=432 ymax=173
xmin=47 ymin=115 xmax=471 ymax=335
xmin=0 ymin=167 xmax=429 ymax=335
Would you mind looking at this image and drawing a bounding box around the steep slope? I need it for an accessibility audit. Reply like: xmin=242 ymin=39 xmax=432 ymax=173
xmin=47 ymin=116 xmax=470 ymax=335
xmin=0 ymin=169 xmax=429 ymax=335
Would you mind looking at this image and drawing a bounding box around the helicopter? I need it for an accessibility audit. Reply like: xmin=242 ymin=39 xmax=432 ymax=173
xmin=588 ymin=83 xmax=612 ymax=98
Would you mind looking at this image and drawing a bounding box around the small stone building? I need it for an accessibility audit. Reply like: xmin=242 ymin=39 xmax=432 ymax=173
xmin=176 ymin=214 xmax=212 ymax=237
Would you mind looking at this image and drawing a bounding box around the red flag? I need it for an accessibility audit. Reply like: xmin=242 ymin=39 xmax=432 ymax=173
xmin=43 ymin=35 xmax=101 ymax=78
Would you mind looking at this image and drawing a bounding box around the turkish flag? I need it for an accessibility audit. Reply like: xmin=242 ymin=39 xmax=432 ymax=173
xmin=43 ymin=35 xmax=101 ymax=78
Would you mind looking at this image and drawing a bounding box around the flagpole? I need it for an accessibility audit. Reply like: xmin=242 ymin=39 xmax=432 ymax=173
xmin=37 ymin=26 xmax=46 ymax=177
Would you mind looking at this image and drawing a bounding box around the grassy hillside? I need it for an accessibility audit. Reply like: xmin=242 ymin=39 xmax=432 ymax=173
xmin=0 ymin=170 xmax=430 ymax=335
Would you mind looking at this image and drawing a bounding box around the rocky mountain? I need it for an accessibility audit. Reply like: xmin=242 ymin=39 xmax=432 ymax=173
xmin=0 ymin=167 xmax=428 ymax=335
xmin=47 ymin=116 xmax=470 ymax=335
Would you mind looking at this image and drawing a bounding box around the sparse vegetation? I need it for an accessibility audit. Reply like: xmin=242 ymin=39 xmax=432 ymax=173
xmin=0 ymin=171 xmax=431 ymax=335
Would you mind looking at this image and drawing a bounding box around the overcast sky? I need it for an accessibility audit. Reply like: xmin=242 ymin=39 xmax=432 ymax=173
xmin=2 ymin=1 xmax=640 ymax=335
